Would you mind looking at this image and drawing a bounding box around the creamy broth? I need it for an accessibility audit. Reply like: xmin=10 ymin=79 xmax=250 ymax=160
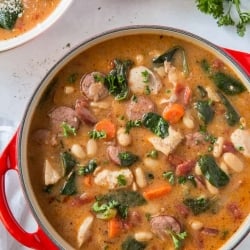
xmin=0 ymin=0 xmax=60 ymax=40
xmin=28 ymin=34 xmax=250 ymax=250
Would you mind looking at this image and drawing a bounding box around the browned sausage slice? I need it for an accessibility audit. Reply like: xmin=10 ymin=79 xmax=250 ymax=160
xmin=75 ymin=98 xmax=97 ymax=126
xmin=49 ymin=106 xmax=79 ymax=133
xmin=80 ymin=72 xmax=108 ymax=101
xmin=126 ymin=95 xmax=156 ymax=120
xmin=107 ymin=145 xmax=121 ymax=165
xmin=150 ymin=215 xmax=181 ymax=240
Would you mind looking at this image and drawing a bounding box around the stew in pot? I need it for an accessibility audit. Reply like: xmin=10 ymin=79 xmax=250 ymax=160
xmin=27 ymin=34 xmax=250 ymax=250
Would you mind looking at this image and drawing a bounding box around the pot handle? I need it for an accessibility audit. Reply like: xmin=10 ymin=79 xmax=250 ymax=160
xmin=222 ymin=48 xmax=250 ymax=76
xmin=0 ymin=131 xmax=58 ymax=250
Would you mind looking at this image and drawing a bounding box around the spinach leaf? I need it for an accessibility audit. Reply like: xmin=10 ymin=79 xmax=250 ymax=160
xmin=153 ymin=46 xmax=189 ymax=76
xmin=0 ymin=0 xmax=23 ymax=30
xmin=142 ymin=112 xmax=169 ymax=138
xmin=78 ymin=159 xmax=97 ymax=176
xmin=198 ymin=155 xmax=229 ymax=187
xmin=200 ymin=59 xmax=211 ymax=74
xmin=122 ymin=236 xmax=146 ymax=250
xmin=183 ymin=197 xmax=211 ymax=215
xmin=97 ymin=190 xmax=146 ymax=208
xmin=104 ymin=59 xmax=132 ymax=101
xmin=212 ymin=72 xmax=246 ymax=95
xmin=194 ymin=100 xmax=215 ymax=124
xmin=60 ymin=152 xmax=77 ymax=176
xmin=60 ymin=171 xmax=77 ymax=195
xmin=118 ymin=152 xmax=139 ymax=167
xmin=217 ymin=91 xmax=240 ymax=126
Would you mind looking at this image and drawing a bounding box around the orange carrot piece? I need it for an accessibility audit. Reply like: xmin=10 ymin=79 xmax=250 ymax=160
xmin=108 ymin=217 xmax=122 ymax=238
xmin=83 ymin=175 xmax=92 ymax=187
xmin=162 ymin=103 xmax=185 ymax=124
xmin=95 ymin=119 xmax=116 ymax=140
xmin=143 ymin=184 xmax=172 ymax=200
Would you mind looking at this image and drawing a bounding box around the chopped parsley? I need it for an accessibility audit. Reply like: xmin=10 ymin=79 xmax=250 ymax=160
xmin=145 ymin=85 xmax=151 ymax=95
xmin=61 ymin=122 xmax=77 ymax=137
xmin=117 ymin=174 xmax=127 ymax=186
xmin=125 ymin=119 xmax=142 ymax=133
xmin=94 ymin=73 xmax=105 ymax=83
xmin=67 ymin=73 xmax=78 ymax=83
xmin=118 ymin=151 xmax=139 ymax=167
xmin=146 ymin=149 xmax=158 ymax=159
xmin=141 ymin=70 xmax=150 ymax=83
xmin=88 ymin=130 xmax=107 ymax=139
xmin=78 ymin=160 xmax=97 ymax=176
xmin=163 ymin=171 xmax=175 ymax=185
xmin=169 ymin=230 xmax=188 ymax=250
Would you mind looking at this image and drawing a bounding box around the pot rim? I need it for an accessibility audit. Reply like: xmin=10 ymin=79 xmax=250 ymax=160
xmin=18 ymin=25 xmax=250 ymax=249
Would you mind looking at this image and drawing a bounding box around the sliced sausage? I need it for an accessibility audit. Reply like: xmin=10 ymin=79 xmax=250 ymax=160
xmin=49 ymin=106 xmax=79 ymax=133
xmin=107 ymin=145 xmax=121 ymax=165
xmin=227 ymin=202 xmax=242 ymax=220
xmin=200 ymin=227 xmax=219 ymax=236
xmin=175 ymin=159 xmax=196 ymax=176
xmin=126 ymin=95 xmax=156 ymax=120
xmin=185 ymin=132 xmax=205 ymax=147
xmin=80 ymin=72 xmax=108 ymax=101
xmin=75 ymin=98 xmax=97 ymax=125
xmin=150 ymin=215 xmax=181 ymax=240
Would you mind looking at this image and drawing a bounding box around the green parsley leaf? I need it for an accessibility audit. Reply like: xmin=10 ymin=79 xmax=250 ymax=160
xmin=163 ymin=171 xmax=175 ymax=185
xmin=125 ymin=119 xmax=142 ymax=133
xmin=117 ymin=174 xmax=127 ymax=186
xmin=88 ymin=130 xmax=107 ymax=139
xmin=141 ymin=70 xmax=150 ymax=83
xmin=61 ymin=122 xmax=77 ymax=137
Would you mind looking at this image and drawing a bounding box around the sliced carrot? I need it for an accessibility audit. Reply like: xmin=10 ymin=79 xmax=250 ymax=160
xmin=143 ymin=184 xmax=172 ymax=200
xmin=95 ymin=119 xmax=116 ymax=140
xmin=108 ymin=217 xmax=122 ymax=238
xmin=162 ymin=103 xmax=185 ymax=124
xmin=83 ymin=175 xmax=92 ymax=187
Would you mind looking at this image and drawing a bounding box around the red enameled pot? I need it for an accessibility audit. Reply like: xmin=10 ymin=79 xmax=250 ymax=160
xmin=0 ymin=26 xmax=249 ymax=250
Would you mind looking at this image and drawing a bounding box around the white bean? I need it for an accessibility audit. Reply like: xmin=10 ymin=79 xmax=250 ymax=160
xmin=205 ymin=86 xmax=220 ymax=102
xmin=182 ymin=112 xmax=195 ymax=129
xmin=134 ymin=167 xmax=147 ymax=188
xmin=90 ymin=101 xmax=109 ymax=109
xmin=219 ymin=161 xmax=229 ymax=175
xmin=132 ymin=182 xmax=137 ymax=191
xmin=86 ymin=139 xmax=97 ymax=156
xmin=64 ymin=86 xmax=75 ymax=94
xmin=213 ymin=137 xmax=224 ymax=158
xmin=223 ymin=152 xmax=244 ymax=172
xmin=117 ymin=127 xmax=132 ymax=146
xmin=190 ymin=220 xmax=204 ymax=231
xmin=195 ymin=163 xmax=202 ymax=176
xmin=134 ymin=231 xmax=153 ymax=242
xmin=205 ymin=180 xmax=219 ymax=194
xmin=143 ymin=157 xmax=160 ymax=169
xmin=71 ymin=144 xmax=86 ymax=159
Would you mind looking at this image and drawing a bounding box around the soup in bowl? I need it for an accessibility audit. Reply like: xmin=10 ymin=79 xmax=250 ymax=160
xmin=19 ymin=26 xmax=250 ymax=250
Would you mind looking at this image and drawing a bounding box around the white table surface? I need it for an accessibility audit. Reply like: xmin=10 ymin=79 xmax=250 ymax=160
xmin=0 ymin=0 xmax=249 ymax=249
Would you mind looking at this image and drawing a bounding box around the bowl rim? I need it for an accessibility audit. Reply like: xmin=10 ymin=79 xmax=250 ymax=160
xmin=0 ymin=0 xmax=73 ymax=52
xmin=18 ymin=25 xmax=250 ymax=249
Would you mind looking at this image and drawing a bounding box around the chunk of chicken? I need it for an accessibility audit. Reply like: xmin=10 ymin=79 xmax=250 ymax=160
xmin=94 ymin=169 xmax=133 ymax=189
xmin=147 ymin=126 xmax=183 ymax=156
xmin=231 ymin=129 xmax=250 ymax=157
xmin=44 ymin=159 xmax=63 ymax=185
xmin=77 ymin=215 xmax=94 ymax=247
xmin=128 ymin=66 xmax=162 ymax=95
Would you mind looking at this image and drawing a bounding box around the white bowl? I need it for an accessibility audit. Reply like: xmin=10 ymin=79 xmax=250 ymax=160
xmin=0 ymin=0 xmax=73 ymax=52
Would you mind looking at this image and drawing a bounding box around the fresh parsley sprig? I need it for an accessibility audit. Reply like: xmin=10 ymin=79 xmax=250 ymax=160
xmin=195 ymin=0 xmax=250 ymax=36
